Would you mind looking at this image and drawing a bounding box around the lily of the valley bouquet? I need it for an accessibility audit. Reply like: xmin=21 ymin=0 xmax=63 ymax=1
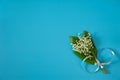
xmin=70 ymin=31 xmax=108 ymax=74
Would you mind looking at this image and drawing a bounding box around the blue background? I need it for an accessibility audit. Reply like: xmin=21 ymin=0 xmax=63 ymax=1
xmin=0 ymin=0 xmax=120 ymax=80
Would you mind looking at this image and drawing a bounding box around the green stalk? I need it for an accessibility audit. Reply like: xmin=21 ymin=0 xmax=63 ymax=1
xmin=101 ymin=67 xmax=108 ymax=74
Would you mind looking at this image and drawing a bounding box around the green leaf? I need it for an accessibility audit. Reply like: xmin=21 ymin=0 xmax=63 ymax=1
xmin=83 ymin=31 xmax=98 ymax=57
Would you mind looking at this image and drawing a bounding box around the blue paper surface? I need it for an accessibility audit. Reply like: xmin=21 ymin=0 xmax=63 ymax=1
xmin=0 ymin=0 xmax=120 ymax=80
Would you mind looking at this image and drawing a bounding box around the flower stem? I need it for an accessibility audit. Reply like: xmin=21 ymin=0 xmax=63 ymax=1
xmin=101 ymin=67 xmax=108 ymax=74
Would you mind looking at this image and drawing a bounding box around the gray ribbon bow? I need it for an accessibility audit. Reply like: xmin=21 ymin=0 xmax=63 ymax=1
xmin=81 ymin=48 xmax=115 ymax=73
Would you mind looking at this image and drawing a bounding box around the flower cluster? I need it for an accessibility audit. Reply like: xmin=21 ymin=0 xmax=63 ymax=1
xmin=71 ymin=33 xmax=94 ymax=56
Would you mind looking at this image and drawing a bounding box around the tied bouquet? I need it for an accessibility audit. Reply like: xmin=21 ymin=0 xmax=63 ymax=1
xmin=70 ymin=31 xmax=108 ymax=74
